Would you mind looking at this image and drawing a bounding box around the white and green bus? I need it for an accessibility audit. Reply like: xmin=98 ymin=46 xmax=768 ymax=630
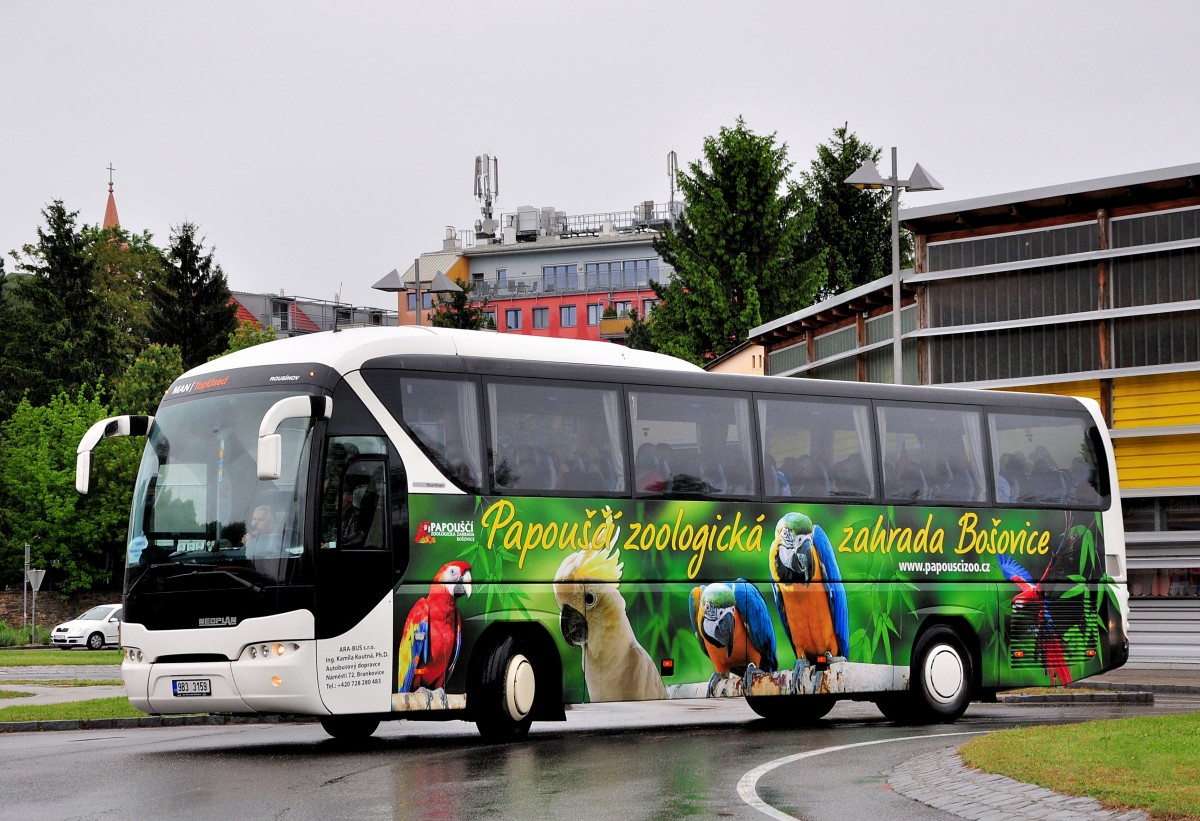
xmin=77 ymin=326 xmax=1128 ymax=739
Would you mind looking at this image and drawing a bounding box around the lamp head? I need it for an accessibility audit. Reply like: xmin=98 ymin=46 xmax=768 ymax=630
xmin=844 ymin=159 xmax=888 ymax=190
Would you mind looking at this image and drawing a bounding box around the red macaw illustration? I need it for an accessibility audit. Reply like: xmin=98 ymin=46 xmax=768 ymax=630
xmin=397 ymin=560 xmax=472 ymax=693
xmin=998 ymin=554 xmax=1072 ymax=685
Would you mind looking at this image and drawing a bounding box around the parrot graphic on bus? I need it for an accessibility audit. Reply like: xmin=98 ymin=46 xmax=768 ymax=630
xmin=769 ymin=512 xmax=850 ymax=688
xmin=998 ymin=554 xmax=1073 ymax=685
xmin=690 ymin=579 xmax=777 ymax=695
xmin=396 ymin=560 xmax=472 ymax=693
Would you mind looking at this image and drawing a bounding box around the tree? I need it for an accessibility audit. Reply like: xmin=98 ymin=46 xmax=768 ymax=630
xmin=218 ymin=319 xmax=277 ymax=358
xmin=651 ymin=118 xmax=821 ymax=364
xmin=624 ymin=307 xmax=656 ymax=352
xmin=4 ymin=201 xmax=122 ymax=416
xmin=111 ymin=344 xmax=184 ymax=415
xmin=798 ymin=124 xmax=913 ymax=298
xmin=86 ymin=224 xmax=167 ymax=363
xmin=149 ymin=222 xmax=238 ymax=370
xmin=0 ymin=387 xmax=137 ymax=593
xmin=429 ymin=276 xmax=490 ymax=330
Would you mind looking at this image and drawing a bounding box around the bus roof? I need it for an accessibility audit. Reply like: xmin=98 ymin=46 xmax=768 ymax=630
xmin=181 ymin=326 xmax=703 ymax=379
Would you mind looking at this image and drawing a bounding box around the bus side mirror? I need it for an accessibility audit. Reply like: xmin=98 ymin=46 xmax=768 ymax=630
xmin=76 ymin=415 xmax=154 ymax=494
xmin=257 ymin=395 xmax=333 ymax=480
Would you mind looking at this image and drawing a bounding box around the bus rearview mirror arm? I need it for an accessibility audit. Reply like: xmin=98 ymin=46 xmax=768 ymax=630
xmin=76 ymin=415 xmax=154 ymax=494
xmin=257 ymin=396 xmax=333 ymax=480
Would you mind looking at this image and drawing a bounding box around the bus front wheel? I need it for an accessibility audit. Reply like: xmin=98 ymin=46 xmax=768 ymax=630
xmin=320 ymin=714 xmax=380 ymax=740
xmin=910 ymin=625 xmax=973 ymax=723
xmin=474 ymin=636 xmax=536 ymax=741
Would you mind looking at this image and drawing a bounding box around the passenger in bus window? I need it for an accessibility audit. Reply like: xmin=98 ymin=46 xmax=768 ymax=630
xmin=765 ymin=455 xmax=790 ymax=496
xmin=635 ymin=442 xmax=666 ymax=492
xmin=787 ymin=455 xmax=829 ymax=497
xmin=833 ymin=454 xmax=870 ymax=497
xmin=999 ymin=453 xmax=1029 ymax=501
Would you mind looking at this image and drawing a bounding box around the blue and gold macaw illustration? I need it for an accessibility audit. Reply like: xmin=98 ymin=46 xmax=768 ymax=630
xmin=690 ymin=580 xmax=778 ymax=694
xmin=770 ymin=512 xmax=850 ymax=683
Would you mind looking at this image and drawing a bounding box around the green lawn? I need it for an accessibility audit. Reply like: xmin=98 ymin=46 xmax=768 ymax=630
xmin=0 ymin=689 xmax=33 ymax=699
xmin=0 ymin=649 xmax=122 ymax=666
xmin=0 ymin=697 xmax=147 ymax=723
xmin=961 ymin=712 xmax=1200 ymax=819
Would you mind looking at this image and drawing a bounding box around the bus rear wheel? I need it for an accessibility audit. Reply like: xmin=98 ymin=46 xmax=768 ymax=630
xmin=746 ymin=694 xmax=835 ymax=724
xmin=320 ymin=714 xmax=380 ymax=740
xmin=910 ymin=625 xmax=973 ymax=723
xmin=474 ymin=636 xmax=536 ymax=741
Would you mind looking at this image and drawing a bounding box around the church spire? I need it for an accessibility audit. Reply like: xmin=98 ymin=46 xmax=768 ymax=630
xmin=103 ymin=162 xmax=120 ymax=229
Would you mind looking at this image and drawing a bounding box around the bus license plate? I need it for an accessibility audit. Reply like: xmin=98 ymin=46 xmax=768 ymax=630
xmin=172 ymin=678 xmax=212 ymax=697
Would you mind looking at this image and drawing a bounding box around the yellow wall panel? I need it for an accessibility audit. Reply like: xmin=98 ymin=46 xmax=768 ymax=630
xmin=995 ymin=380 xmax=1103 ymax=405
xmin=1113 ymin=372 xmax=1200 ymax=429
xmin=1114 ymin=435 xmax=1200 ymax=488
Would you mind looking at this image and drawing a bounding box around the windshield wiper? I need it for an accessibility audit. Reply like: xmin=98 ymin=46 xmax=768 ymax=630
xmin=171 ymin=566 xmax=265 ymax=594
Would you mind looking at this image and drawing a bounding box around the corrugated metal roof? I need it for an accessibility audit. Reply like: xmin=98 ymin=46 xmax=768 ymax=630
xmin=402 ymin=251 xmax=463 ymax=284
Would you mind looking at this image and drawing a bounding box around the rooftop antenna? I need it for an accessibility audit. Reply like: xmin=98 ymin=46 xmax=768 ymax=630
xmin=474 ymin=154 xmax=499 ymax=221
xmin=667 ymin=150 xmax=678 ymax=227
xmin=333 ymin=282 xmax=343 ymax=332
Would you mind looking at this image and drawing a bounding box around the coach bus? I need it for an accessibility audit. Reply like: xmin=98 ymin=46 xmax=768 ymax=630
xmin=76 ymin=326 xmax=1128 ymax=739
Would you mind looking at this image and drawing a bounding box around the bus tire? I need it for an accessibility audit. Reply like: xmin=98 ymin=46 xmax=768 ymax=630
xmin=910 ymin=625 xmax=972 ymax=723
xmin=474 ymin=636 xmax=536 ymax=741
xmin=320 ymin=714 xmax=380 ymax=740
xmin=746 ymin=694 xmax=835 ymax=724
xmin=873 ymin=694 xmax=916 ymax=723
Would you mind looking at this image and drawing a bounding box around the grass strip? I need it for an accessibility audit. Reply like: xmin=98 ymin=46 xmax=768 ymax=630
xmin=0 ymin=689 xmax=34 ymax=699
xmin=0 ymin=697 xmax=150 ymax=723
xmin=960 ymin=711 xmax=1200 ymax=819
xmin=0 ymin=650 xmax=122 ymax=666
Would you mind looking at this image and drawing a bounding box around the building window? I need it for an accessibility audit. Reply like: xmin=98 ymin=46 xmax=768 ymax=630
xmin=642 ymin=298 xmax=659 ymax=316
xmin=613 ymin=300 xmax=632 ymax=317
xmin=587 ymin=303 xmax=601 ymax=326
xmin=561 ymin=305 xmax=577 ymax=327
xmin=542 ymin=264 xmax=577 ymax=292
xmin=505 ymin=308 xmax=522 ymax=330
xmin=407 ymin=292 xmax=434 ymax=311
xmin=497 ymin=268 xmax=507 ymax=284
xmin=532 ymin=307 xmax=549 ymax=329
xmin=483 ymin=309 xmax=497 ymax=329
xmin=584 ymin=258 xmax=659 ymax=289
xmin=271 ymin=301 xmax=290 ymax=331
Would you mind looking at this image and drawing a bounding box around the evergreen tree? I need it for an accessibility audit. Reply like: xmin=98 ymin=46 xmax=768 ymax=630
xmin=798 ymin=124 xmax=913 ymax=298
xmin=5 ymin=201 xmax=121 ymax=414
xmin=150 ymin=222 xmax=238 ymax=370
xmin=624 ymin=307 xmax=656 ymax=352
xmin=429 ymin=276 xmax=490 ymax=330
xmin=650 ymin=118 xmax=821 ymax=364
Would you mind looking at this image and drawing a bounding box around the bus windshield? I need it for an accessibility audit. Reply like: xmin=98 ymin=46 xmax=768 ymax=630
xmin=125 ymin=390 xmax=316 ymax=594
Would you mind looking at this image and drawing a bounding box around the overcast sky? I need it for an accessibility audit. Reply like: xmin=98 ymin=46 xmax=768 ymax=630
xmin=3 ymin=1 xmax=1198 ymax=309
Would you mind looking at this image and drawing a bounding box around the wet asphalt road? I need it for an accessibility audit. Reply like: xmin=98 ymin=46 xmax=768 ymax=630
xmin=2 ymin=693 xmax=1197 ymax=821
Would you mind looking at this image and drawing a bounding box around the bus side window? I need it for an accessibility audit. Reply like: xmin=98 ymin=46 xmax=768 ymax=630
xmin=988 ymin=411 xmax=1105 ymax=508
xmin=630 ymin=388 xmax=755 ymax=499
xmin=877 ymin=404 xmax=986 ymax=505
xmin=486 ymin=378 xmax=627 ymax=496
xmin=757 ymin=396 xmax=874 ymax=500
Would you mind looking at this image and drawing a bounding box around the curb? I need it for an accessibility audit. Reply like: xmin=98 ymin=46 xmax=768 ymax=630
xmin=997 ymin=690 xmax=1154 ymax=704
xmin=0 ymin=714 xmax=317 ymax=734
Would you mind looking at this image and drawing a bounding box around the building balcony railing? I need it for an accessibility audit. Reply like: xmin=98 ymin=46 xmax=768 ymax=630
xmin=470 ymin=272 xmax=671 ymax=302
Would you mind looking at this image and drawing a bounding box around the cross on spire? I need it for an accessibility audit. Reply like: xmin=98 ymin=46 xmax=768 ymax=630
xmin=106 ymin=163 xmax=116 ymax=191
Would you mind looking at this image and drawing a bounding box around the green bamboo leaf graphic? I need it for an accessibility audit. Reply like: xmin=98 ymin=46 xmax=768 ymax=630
xmin=1061 ymin=583 xmax=1087 ymax=600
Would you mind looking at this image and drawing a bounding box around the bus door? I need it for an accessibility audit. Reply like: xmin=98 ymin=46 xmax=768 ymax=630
xmin=315 ymin=437 xmax=394 ymax=640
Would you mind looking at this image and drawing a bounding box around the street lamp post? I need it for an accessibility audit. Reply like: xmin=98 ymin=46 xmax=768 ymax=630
xmin=845 ymin=147 xmax=942 ymax=384
xmin=373 ymin=259 xmax=463 ymax=327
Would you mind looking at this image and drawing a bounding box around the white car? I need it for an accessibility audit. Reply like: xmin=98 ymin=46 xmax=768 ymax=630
xmin=51 ymin=604 xmax=122 ymax=650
